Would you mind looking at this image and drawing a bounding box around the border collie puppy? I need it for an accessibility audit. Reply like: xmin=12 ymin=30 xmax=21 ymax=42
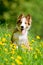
xmin=11 ymin=14 xmax=32 ymax=50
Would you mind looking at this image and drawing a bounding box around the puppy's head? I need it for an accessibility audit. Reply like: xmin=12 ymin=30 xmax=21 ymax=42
xmin=17 ymin=14 xmax=32 ymax=34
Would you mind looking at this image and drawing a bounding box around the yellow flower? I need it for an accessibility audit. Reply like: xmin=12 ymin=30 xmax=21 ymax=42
xmin=17 ymin=56 xmax=22 ymax=60
xmin=2 ymin=38 xmax=7 ymax=43
xmin=0 ymin=41 xmax=2 ymax=45
xmin=12 ymin=51 xmax=15 ymax=54
xmin=10 ymin=50 xmax=15 ymax=54
xmin=13 ymin=45 xmax=17 ymax=49
xmin=11 ymin=63 xmax=15 ymax=65
xmin=15 ymin=58 xmax=23 ymax=65
xmin=36 ymin=36 xmax=40 ymax=39
xmin=31 ymin=40 xmax=35 ymax=42
xmin=30 ymin=47 xmax=33 ymax=50
xmin=11 ymin=44 xmax=18 ymax=49
xmin=10 ymin=44 xmax=13 ymax=47
xmin=12 ymin=48 xmax=15 ymax=51
xmin=11 ymin=56 xmax=14 ymax=60
xmin=5 ymin=33 xmax=11 ymax=37
xmin=21 ymin=44 xmax=26 ymax=49
xmin=0 ymin=41 xmax=6 ymax=46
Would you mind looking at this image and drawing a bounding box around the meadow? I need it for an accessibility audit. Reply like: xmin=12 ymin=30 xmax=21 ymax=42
xmin=0 ymin=0 xmax=43 ymax=65
xmin=0 ymin=27 xmax=43 ymax=65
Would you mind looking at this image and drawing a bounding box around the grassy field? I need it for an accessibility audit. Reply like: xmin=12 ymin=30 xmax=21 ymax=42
xmin=0 ymin=0 xmax=43 ymax=65
xmin=0 ymin=27 xmax=43 ymax=65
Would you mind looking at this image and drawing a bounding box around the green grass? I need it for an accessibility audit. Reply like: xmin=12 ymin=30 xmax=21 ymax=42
xmin=0 ymin=0 xmax=43 ymax=64
xmin=0 ymin=28 xmax=43 ymax=65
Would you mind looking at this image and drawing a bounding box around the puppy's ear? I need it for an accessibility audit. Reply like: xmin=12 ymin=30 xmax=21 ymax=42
xmin=26 ymin=14 xmax=32 ymax=25
xmin=17 ymin=14 xmax=24 ymax=22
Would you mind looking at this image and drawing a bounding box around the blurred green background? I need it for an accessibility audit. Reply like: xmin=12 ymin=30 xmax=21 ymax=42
xmin=0 ymin=0 xmax=43 ymax=38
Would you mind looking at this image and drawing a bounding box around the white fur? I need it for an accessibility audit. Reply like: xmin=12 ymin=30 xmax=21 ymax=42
xmin=21 ymin=17 xmax=26 ymax=29
xmin=13 ymin=30 xmax=28 ymax=45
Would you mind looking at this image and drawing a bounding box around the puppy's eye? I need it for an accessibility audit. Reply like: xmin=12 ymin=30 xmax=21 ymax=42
xmin=28 ymin=23 xmax=30 ymax=25
xmin=17 ymin=20 xmax=20 ymax=23
xmin=17 ymin=20 xmax=22 ymax=24
xmin=25 ymin=22 xmax=27 ymax=24
xmin=19 ymin=21 xmax=22 ymax=24
xmin=20 ymin=21 xmax=22 ymax=24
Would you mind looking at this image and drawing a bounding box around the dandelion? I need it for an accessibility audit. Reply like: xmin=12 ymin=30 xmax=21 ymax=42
xmin=5 ymin=33 xmax=11 ymax=37
xmin=0 ymin=41 xmax=6 ymax=46
xmin=12 ymin=48 xmax=15 ymax=51
xmin=17 ymin=56 xmax=22 ymax=60
xmin=11 ymin=44 xmax=18 ymax=49
xmin=1 ymin=37 xmax=7 ymax=43
xmin=11 ymin=63 xmax=15 ymax=65
xmin=12 ymin=51 xmax=14 ymax=54
xmin=10 ymin=44 xmax=13 ymax=47
xmin=36 ymin=36 xmax=40 ymax=39
xmin=30 ymin=47 xmax=33 ymax=50
xmin=10 ymin=50 xmax=15 ymax=54
xmin=31 ymin=39 xmax=35 ymax=42
xmin=0 ymin=41 xmax=2 ymax=45
xmin=21 ymin=44 xmax=26 ymax=49
xmin=15 ymin=58 xmax=23 ymax=65
xmin=13 ymin=45 xmax=17 ymax=49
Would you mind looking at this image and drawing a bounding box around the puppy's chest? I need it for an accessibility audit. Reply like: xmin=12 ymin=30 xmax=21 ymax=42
xmin=19 ymin=35 xmax=27 ymax=41
xmin=13 ymin=32 xmax=28 ymax=44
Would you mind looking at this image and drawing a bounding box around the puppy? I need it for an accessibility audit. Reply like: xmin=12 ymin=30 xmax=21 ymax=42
xmin=11 ymin=14 xmax=32 ymax=50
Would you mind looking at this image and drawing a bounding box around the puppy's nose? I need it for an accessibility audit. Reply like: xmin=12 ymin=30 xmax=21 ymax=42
xmin=21 ymin=26 xmax=24 ymax=29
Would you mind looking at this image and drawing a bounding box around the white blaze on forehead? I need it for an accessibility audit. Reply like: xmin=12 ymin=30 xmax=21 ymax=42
xmin=21 ymin=17 xmax=26 ymax=23
xmin=21 ymin=17 xmax=26 ymax=28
